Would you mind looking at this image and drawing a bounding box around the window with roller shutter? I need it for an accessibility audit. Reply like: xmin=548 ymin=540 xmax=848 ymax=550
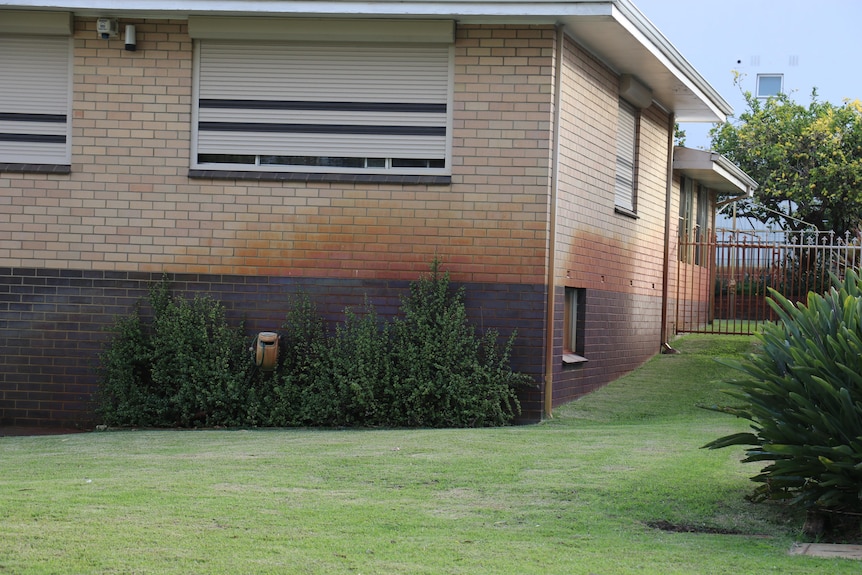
xmin=191 ymin=25 xmax=453 ymax=178
xmin=0 ymin=34 xmax=71 ymax=168
xmin=615 ymin=98 xmax=639 ymax=215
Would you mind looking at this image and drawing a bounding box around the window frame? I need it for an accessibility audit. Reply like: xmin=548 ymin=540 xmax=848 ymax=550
xmin=678 ymin=175 xmax=695 ymax=263
xmin=694 ymin=182 xmax=710 ymax=265
xmin=563 ymin=287 xmax=587 ymax=365
xmin=678 ymin=176 xmax=712 ymax=266
xmin=756 ymin=73 xmax=784 ymax=99
xmin=678 ymin=175 xmax=694 ymax=246
xmin=0 ymin=33 xmax=72 ymax=171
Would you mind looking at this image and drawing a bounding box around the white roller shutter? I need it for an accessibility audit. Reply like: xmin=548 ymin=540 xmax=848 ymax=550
xmin=194 ymin=41 xmax=451 ymax=173
xmin=614 ymin=99 xmax=638 ymax=212
xmin=0 ymin=35 xmax=71 ymax=165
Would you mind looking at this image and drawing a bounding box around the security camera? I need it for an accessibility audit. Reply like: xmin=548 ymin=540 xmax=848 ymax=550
xmin=125 ymin=25 xmax=136 ymax=51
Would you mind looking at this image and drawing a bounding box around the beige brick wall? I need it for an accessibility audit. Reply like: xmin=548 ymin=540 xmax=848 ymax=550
xmin=554 ymin=35 xmax=672 ymax=298
xmin=0 ymin=19 xmax=554 ymax=286
xmin=452 ymin=25 xmax=555 ymax=285
xmin=0 ymin=18 xmax=684 ymax=319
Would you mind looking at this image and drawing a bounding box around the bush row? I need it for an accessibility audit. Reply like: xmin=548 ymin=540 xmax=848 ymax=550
xmin=97 ymin=263 xmax=530 ymax=428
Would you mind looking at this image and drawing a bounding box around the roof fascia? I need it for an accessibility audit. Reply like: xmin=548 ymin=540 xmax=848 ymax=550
xmin=0 ymin=0 xmax=612 ymax=17
xmin=609 ymin=0 xmax=732 ymax=120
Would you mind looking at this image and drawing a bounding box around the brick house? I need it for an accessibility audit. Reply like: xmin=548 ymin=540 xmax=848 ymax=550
xmin=0 ymin=1 xmax=751 ymax=428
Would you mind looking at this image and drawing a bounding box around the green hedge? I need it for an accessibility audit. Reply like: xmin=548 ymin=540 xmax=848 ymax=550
xmin=98 ymin=263 xmax=530 ymax=428
xmin=97 ymin=278 xmax=253 ymax=427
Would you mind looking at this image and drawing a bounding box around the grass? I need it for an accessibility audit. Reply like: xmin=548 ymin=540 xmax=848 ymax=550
xmin=1 ymin=333 xmax=858 ymax=574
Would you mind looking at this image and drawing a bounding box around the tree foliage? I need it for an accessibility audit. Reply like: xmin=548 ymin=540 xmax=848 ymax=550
xmin=710 ymin=88 xmax=862 ymax=236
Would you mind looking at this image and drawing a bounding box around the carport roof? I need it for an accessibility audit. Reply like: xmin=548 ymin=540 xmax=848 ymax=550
xmin=673 ymin=147 xmax=758 ymax=197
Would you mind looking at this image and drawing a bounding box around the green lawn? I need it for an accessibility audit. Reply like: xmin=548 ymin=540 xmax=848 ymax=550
xmin=1 ymin=334 xmax=857 ymax=574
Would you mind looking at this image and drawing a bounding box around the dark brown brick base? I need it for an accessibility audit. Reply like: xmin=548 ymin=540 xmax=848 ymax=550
xmin=0 ymin=268 xmax=547 ymax=428
xmin=0 ymin=269 xmax=664 ymax=429
xmin=549 ymin=286 xmax=664 ymax=406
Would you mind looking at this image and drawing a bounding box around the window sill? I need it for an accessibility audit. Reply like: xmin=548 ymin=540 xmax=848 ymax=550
xmin=562 ymin=353 xmax=588 ymax=365
xmin=188 ymin=169 xmax=451 ymax=186
xmin=0 ymin=163 xmax=71 ymax=175
xmin=614 ymin=206 xmax=639 ymax=219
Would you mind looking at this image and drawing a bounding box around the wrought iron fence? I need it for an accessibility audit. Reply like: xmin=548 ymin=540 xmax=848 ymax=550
xmin=676 ymin=228 xmax=862 ymax=335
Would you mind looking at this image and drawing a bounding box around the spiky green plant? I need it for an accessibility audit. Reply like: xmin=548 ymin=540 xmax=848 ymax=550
xmin=704 ymin=270 xmax=862 ymax=516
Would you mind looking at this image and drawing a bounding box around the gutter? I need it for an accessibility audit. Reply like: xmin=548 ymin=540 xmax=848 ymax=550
xmin=712 ymin=152 xmax=758 ymax=194
xmin=543 ymin=23 xmax=564 ymax=419
xmin=660 ymin=112 xmax=675 ymax=348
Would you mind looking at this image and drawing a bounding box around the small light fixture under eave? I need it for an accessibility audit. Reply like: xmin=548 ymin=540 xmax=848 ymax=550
xmin=124 ymin=24 xmax=136 ymax=51
xmin=96 ymin=17 xmax=118 ymax=39
xmin=619 ymin=74 xmax=653 ymax=109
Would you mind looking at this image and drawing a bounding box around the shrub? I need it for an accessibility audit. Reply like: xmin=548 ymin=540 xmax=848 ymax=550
xmin=98 ymin=277 xmax=253 ymax=427
xmin=324 ymin=300 xmax=392 ymax=426
xmin=96 ymin=309 xmax=158 ymax=426
xmin=704 ymin=270 xmax=862 ymax=516
xmin=270 ymin=292 xmax=329 ymax=426
xmin=98 ymin=263 xmax=529 ymax=429
xmin=148 ymin=283 xmax=252 ymax=426
xmin=388 ymin=260 xmax=525 ymax=427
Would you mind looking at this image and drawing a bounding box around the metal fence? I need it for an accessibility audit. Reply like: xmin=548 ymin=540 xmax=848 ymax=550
xmin=676 ymin=229 xmax=862 ymax=335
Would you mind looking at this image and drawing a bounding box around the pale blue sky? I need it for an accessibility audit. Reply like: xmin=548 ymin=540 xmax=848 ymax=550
xmin=632 ymin=0 xmax=862 ymax=149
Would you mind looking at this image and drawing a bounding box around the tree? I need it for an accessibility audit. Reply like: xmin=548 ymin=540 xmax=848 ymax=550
xmin=710 ymin=87 xmax=862 ymax=236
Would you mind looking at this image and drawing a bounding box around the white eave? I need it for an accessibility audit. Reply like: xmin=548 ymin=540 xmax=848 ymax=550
xmin=0 ymin=0 xmax=732 ymax=123
xmin=568 ymin=1 xmax=732 ymax=123
xmin=673 ymin=147 xmax=758 ymax=197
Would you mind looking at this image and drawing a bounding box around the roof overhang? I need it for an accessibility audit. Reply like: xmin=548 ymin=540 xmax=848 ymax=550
xmin=558 ymin=1 xmax=731 ymax=123
xmin=673 ymin=147 xmax=758 ymax=197
xmin=0 ymin=0 xmax=731 ymax=123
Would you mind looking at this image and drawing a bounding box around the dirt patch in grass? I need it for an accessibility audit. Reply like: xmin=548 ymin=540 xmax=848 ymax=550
xmin=807 ymin=512 xmax=862 ymax=545
xmin=648 ymin=516 xmax=862 ymax=545
xmin=646 ymin=519 xmax=756 ymax=536
xmin=0 ymin=426 xmax=85 ymax=437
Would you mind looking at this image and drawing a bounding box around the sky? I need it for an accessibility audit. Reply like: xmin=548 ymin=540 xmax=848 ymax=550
xmin=631 ymin=0 xmax=862 ymax=150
